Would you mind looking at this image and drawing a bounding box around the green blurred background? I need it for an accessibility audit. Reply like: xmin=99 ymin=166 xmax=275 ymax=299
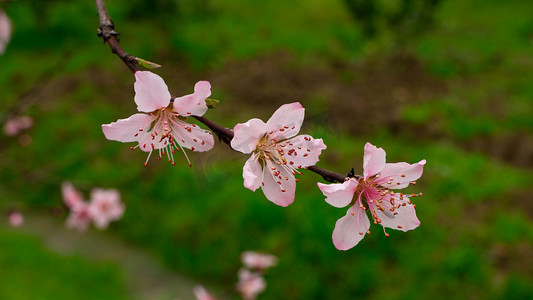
xmin=1 ymin=0 xmax=532 ymax=299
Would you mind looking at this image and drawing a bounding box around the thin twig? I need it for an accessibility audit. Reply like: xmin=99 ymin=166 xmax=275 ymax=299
xmin=94 ymin=0 xmax=356 ymax=183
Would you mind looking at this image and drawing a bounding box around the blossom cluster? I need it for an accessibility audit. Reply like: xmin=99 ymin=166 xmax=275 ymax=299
xmin=184 ymin=251 xmax=278 ymax=300
xmin=3 ymin=115 xmax=33 ymax=137
xmin=102 ymin=71 xmax=426 ymax=249
xmin=61 ymin=181 xmax=125 ymax=232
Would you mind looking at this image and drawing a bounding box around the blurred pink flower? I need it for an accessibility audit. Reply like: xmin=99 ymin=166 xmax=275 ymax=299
xmin=8 ymin=211 xmax=24 ymax=227
xmin=236 ymin=269 xmax=266 ymax=300
xmin=3 ymin=116 xmax=33 ymax=137
xmin=231 ymin=102 xmax=327 ymax=206
xmin=88 ymin=188 xmax=124 ymax=229
xmin=102 ymin=71 xmax=214 ymax=166
xmin=241 ymin=251 xmax=278 ymax=271
xmin=0 ymin=9 xmax=11 ymax=55
xmin=317 ymin=142 xmax=426 ymax=250
xmin=193 ymin=285 xmax=216 ymax=300
xmin=62 ymin=182 xmax=91 ymax=233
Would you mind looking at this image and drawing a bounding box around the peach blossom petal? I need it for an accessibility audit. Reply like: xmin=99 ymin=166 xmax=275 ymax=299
xmin=282 ymin=135 xmax=326 ymax=168
xmin=260 ymin=160 xmax=296 ymax=207
xmin=102 ymin=113 xmax=154 ymax=143
xmin=134 ymin=71 xmax=171 ymax=112
xmin=243 ymin=155 xmax=262 ymax=191
xmin=231 ymin=118 xmax=268 ymax=154
xmin=333 ymin=206 xmax=370 ymax=250
xmin=377 ymin=159 xmax=426 ymax=189
xmin=172 ymin=81 xmax=210 ymax=117
xmin=266 ymin=102 xmax=304 ymax=141
xmin=363 ymin=142 xmax=386 ymax=179
xmin=317 ymin=179 xmax=357 ymax=208
xmin=375 ymin=195 xmax=420 ymax=232
xmin=171 ymin=121 xmax=214 ymax=152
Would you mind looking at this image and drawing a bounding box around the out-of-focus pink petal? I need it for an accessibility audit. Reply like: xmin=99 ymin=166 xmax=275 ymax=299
xmin=172 ymin=81 xmax=211 ymax=117
xmin=8 ymin=211 xmax=24 ymax=228
xmin=243 ymin=155 xmax=262 ymax=191
xmin=89 ymin=188 xmax=124 ymax=230
xmin=377 ymin=159 xmax=426 ymax=189
xmin=317 ymin=179 xmax=357 ymax=208
xmin=171 ymin=121 xmax=214 ymax=152
xmin=332 ymin=206 xmax=370 ymax=250
xmin=241 ymin=251 xmax=278 ymax=270
xmin=134 ymin=71 xmax=171 ymax=112
xmin=3 ymin=118 xmax=20 ymax=136
xmin=231 ymin=118 xmax=267 ymax=154
xmin=18 ymin=116 xmax=34 ymax=130
xmin=61 ymin=181 xmax=84 ymax=209
xmin=260 ymin=160 xmax=296 ymax=207
xmin=102 ymin=113 xmax=154 ymax=143
xmin=266 ymin=102 xmax=304 ymax=141
xmin=283 ymin=135 xmax=326 ymax=168
xmin=0 ymin=9 xmax=11 ymax=55
xmin=66 ymin=204 xmax=91 ymax=233
xmin=375 ymin=195 xmax=420 ymax=232
xmin=193 ymin=285 xmax=216 ymax=300
xmin=363 ymin=142 xmax=386 ymax=179
xmin=237 ymin=269 xmax=266 ymax=300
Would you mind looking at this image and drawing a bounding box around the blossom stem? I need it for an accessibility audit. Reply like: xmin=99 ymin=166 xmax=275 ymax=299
xmin=94 ymin=0 xmax=357 ymax=183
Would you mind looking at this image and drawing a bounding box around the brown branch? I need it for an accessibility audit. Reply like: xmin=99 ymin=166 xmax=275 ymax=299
xmin=95 ymin=0 xmax=138 ymax=72
xmin=94 ymin=0 xmax=356 ymax=184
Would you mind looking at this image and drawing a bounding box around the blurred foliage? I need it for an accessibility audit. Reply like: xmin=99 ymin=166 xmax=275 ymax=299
xmin=1 ymin=0 xmax=533 ymax=299
xmin=343 ymin=0 xmax=443 ymax=40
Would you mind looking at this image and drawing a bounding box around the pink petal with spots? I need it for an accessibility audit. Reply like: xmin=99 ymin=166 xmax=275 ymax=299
xmin=363 ymin=142 xmax=386 ymax=179
xmin=243 ymin=154 xmax=262 ymax=191
xmin=231 ymin=118 xmax=268 ymax=154
xmin=266 ymin=102 xmax=304 ymax=141
xmin=134 ymin=71 xmax=171 ymax=112
xmin=377 ymin=159 xmax=426 ymax=189
xmin=318 ymin=179 xmax=357 ymax=208
xmin=102 ymin=113 xmax=154 ymax=143
xmin=260 ymin=160 xmax=296 ymax=207
xmin=283 ymin=135 xmax=326 ymax=168
xmin=171 ymin=120 xmax=214 ymax=152
xmin=173 ymin=81 xmax=211 ymax=117
xmin=62 ymin=181 xmax=85 ymax=209
xmin=333 ymin=206 xmax=370 ymax=250
xmin=375 ymin=195 xmax=420 ymax=232
xmin=0 ymin=10 xmax=11 ymax=55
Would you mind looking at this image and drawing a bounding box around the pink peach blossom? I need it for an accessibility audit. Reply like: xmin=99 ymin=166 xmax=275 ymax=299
xmin=62 ymin=182 xmax=91 ymax=233
xmin=317 ymin=142 xmax=425 ymax=250
xmin=0 ymin=9 xmax=11 ymax=55
xmin=241 ymin=251 xmax=278 ymax=270
xmin=8 ymin=211 xmax=24 ymax=227
xmin=236 ymin=269 xmax=266 ymax=300
xmin=102 ymin=71 xmax=214 ymax=166
xmin=3 ymin=118 xmax=20 ymax=136
xmin=3 ymin=116 xmax=33 ymax=137
xmin=193 ymin=285 xmax=216 ymax=300
xmin=231 ymin=102 xmax=327 ymax=206
xmin=88 ymin=188 xmax=124 ymax=229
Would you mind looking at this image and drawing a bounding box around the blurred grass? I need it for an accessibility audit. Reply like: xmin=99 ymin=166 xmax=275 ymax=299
xmin=0 ymin=229 xmax=128 ymax=300
xmin=1 ymin=0 xmax=533 ymax=299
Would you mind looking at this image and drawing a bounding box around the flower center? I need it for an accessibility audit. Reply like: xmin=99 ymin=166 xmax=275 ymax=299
xmin=131 ymin=107 xmax=208 ymax=167
xmin=253 ymin=135 xmax=306 ymax=193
